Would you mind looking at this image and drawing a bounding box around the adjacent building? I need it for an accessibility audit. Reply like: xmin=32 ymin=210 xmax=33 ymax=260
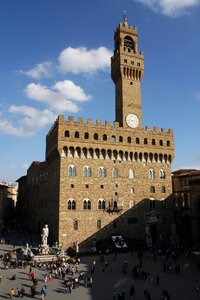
xmin=17 ymin=17 xmax=175 ymax=248
xmin=173 ymin=169 xmax=200 ymax=246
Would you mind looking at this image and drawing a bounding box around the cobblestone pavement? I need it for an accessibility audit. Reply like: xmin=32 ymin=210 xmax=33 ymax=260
xmin=0 ymin=234 xmax=200 ymax=299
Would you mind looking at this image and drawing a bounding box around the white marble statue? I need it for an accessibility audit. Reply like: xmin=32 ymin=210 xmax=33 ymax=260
xmin=41 ymin=224 xmax=49 ymax=246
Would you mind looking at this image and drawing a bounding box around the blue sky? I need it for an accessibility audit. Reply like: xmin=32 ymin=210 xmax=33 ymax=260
xmin=1 ymin=0 xmax=200 ymax=183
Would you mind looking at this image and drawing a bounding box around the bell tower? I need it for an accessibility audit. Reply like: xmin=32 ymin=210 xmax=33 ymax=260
xmin=111 ymin=15 xmax=144 ymax=129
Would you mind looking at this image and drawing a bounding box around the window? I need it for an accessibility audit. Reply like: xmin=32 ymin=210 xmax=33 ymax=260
xmin=97 ymin=219 xmax=102 ymax=230
xmin=161 ymin=186 xmax=166 ymax=193
xmin=84 ymin=132 xmax=89 ymax=139
xmin=129 ymin=169 xmax=135 ymax=179
xmin=73 ymin=220 xmax=78 ymax=230
xmin=152 ymin=139 xmax=156 ymax=145
xmin=83 ymin=199 xmax=91 ymax=210
xmin=160 ymin=169 xmax=166 ymax=179
xmin=68 ymin=165 xmax=76 ymax=177
xmin=83 ymin=166 xmax=91 ymax=177
xmin=112 ymin=168 xmax=118 ymax=178
xmin=149 ymin=169 xmax=155 ymax=180
xmin=98 ymin=167 xmax=106 ymax=177
xmin=98 ymin=199 xmax=106 ymax=210
xmin=75 ymin=131 xmax=79 ymax=138
xmin=94 ymin=133 xmax=98 ymax=140
xmin=131 ymin=60 xmax=134 ymax=65
xmin=65 ymin=130 xmax=70 ymax=138
xmin=159 ymin=140 xmax=163 ymax=146
xmin=68 ymin=199 xmax=76 ymax=210
xmin=71 ymin=184 xmax=74 ymax=188
xmin=124 ymin=36 xmax=134 ymax=49
xmin=131 ymin=187 xmax=135 ymax=194
xmin=166 ymin=140 xmax=170 ymax=147
xmin=137 ymin=62 xmax=140 ymax=67
xmin=124 ymin=59 xmax=127 ymax=63
xmin=144 ymin=138 xmax=148 ymax=145
xmin=103 ymin=134 xmax=107 ymax=141
xmin=119 ymin=136 xmax=123 ymax=142
xmin=136 ymin=137 xmax=140 ymax=144
xmin=85 ymin=184 xmax=89 ymax=189
xmin=127 ymin=137 xmax=131 ymax=143
xmin=100 ymin=185 xmax=104 ymax=189
xmin=112 ymin=135 xmax=116 ymax=142
xmin=150 ymin=186 xmax=155 ymax=193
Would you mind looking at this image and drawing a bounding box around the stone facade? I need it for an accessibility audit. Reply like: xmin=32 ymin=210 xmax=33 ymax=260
xmin=17 ymin=18 xmax=175 ymax=249
xmin=173 ymin=169 xmax=200 ymax=246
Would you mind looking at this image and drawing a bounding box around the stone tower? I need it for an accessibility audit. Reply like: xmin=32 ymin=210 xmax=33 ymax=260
xmin=111 ymin=15 xmax=144 ymax=129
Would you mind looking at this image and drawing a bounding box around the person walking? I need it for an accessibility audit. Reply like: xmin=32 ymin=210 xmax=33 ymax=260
xmin=9 ymin=288 xmax=15 ymax=299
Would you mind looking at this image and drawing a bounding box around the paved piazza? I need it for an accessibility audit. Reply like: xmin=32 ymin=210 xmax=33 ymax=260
xmin=0 ymin=238 xmax=200 ymax=299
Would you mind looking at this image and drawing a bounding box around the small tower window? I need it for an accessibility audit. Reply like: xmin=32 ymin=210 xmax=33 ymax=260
xmin=84 ymin=132 xmax=89 ymax=139
xmin=124 ymin=36 xmax=134 ymax=50
xmin=65 ymin=130 xmax=70 ymax=138
xmin=94 ymin=133 xmax=98 ymax=140
xmin=75 ymin=131 xmax=79 ymax=138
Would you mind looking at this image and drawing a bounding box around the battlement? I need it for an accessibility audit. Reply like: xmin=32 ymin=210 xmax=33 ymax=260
xmin=56 ymin=115 xmax=173 ymax=136
xmin=115 ymin=22 xmax=138 ymax=34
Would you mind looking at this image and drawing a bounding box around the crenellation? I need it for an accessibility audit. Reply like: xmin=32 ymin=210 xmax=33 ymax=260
xmin=87 ymin=118 xmax=93 ymax=125
xmin=78 ymin=117 xmax=84 ymax=124
xmin=96 ymin=120 xmax=102 ymax=126
xmin=68 ymin=116 xmax=74 ymax=122
xmin=153 ymin=126 xmax=159 ymax=132
xmin=161 ymin=128 xmax=166 ymax=133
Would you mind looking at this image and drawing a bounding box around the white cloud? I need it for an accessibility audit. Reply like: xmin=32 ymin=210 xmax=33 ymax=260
xmin=134 ymin=0 xmax=200 ymax=16
xmin=25 ymin=81 xmax=91 ymax=113
xmin=58 ymin=47 xmax=112 ymax=74
xmin=19 ymin=61 xmax=53 ymax=79
xmin=0 ymin=106 xmax=56 ymax=137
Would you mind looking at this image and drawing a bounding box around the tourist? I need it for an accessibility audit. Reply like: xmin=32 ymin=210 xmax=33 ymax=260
xmin=9 ymin=288 xmax=15 ymax=299
xmin=21 ymin=286 xmax=25 ymax=298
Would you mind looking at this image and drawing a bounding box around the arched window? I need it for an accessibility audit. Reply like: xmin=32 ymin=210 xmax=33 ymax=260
xmin=127 ymin=137 xmax=131 ymax=143
xmin=152 ymin=139 xmax=156 ymax=145
xmin=112 ymin=135 xmax=116 ymax=142
xmin=98 ymin=199 xmax=106 ymax=210
xmin=98 ymin=167 xmax=106 ymax=177
xmin=83 ymin=166 xmax=91 ymax=177
xmin=124 ymin=35 xmax=134 ymax=50
xmin=131 ymin=187 xmax=135 ymax=194
xmin=73 ymin=220 xmax=78 ymax=230
xmin=148 ymin=169 xmax=155 ymax=180
xmin=65 ymin=130 xmax=70 ymax=138
xmin=103 ymin=134 xmax=107 ymax=141
xmin=129 ymin=169 xmax=135 ymax=179
xmin=119 ymin=136 xmax=123 ymax=142
xmin=150 ymin=186 xmax=155 ymax=193
xmin=97 ymin=219 xmax=102 ymax=230
xmin=159 ymin=169 xmax=166 ymax=179
xmin=159 ymin=140 xmax=163 ymax=146
xmin=83 ymin=199 xmax=91 ymax=210
xmin=68 ymin=165 xmax=76 ymax=177
xmin=144 ymin=138 xmax=148 ymax=145
xmin=94 ymin=133 xmax=98 ymax=140
xmin=68 ymin=199 xmax=76 ymax=210
xmin=84 ymin=132 xmax=89 ymax=139
xmin=75 ymin=131 xmax=79 ymax=138
xmin=166 ymin=140 xmax=170 ymax=147
xmin=112 ymin=168 xmax=118 ymax=178
xmin=136 ymin=137 xmax=140 ymax=144
xmin=161 ymin=186 xmax=166 ymax=193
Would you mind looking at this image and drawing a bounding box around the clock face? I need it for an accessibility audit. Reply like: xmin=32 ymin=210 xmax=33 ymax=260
xmin=126 ymin=114 xmax=139 ymax=128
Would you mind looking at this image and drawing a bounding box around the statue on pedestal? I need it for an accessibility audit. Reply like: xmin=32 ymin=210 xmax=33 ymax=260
xmin=40 ymin=224 xmax=50 ymax=255
xmin=41 ymin=224 xmax=49 ymax=246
